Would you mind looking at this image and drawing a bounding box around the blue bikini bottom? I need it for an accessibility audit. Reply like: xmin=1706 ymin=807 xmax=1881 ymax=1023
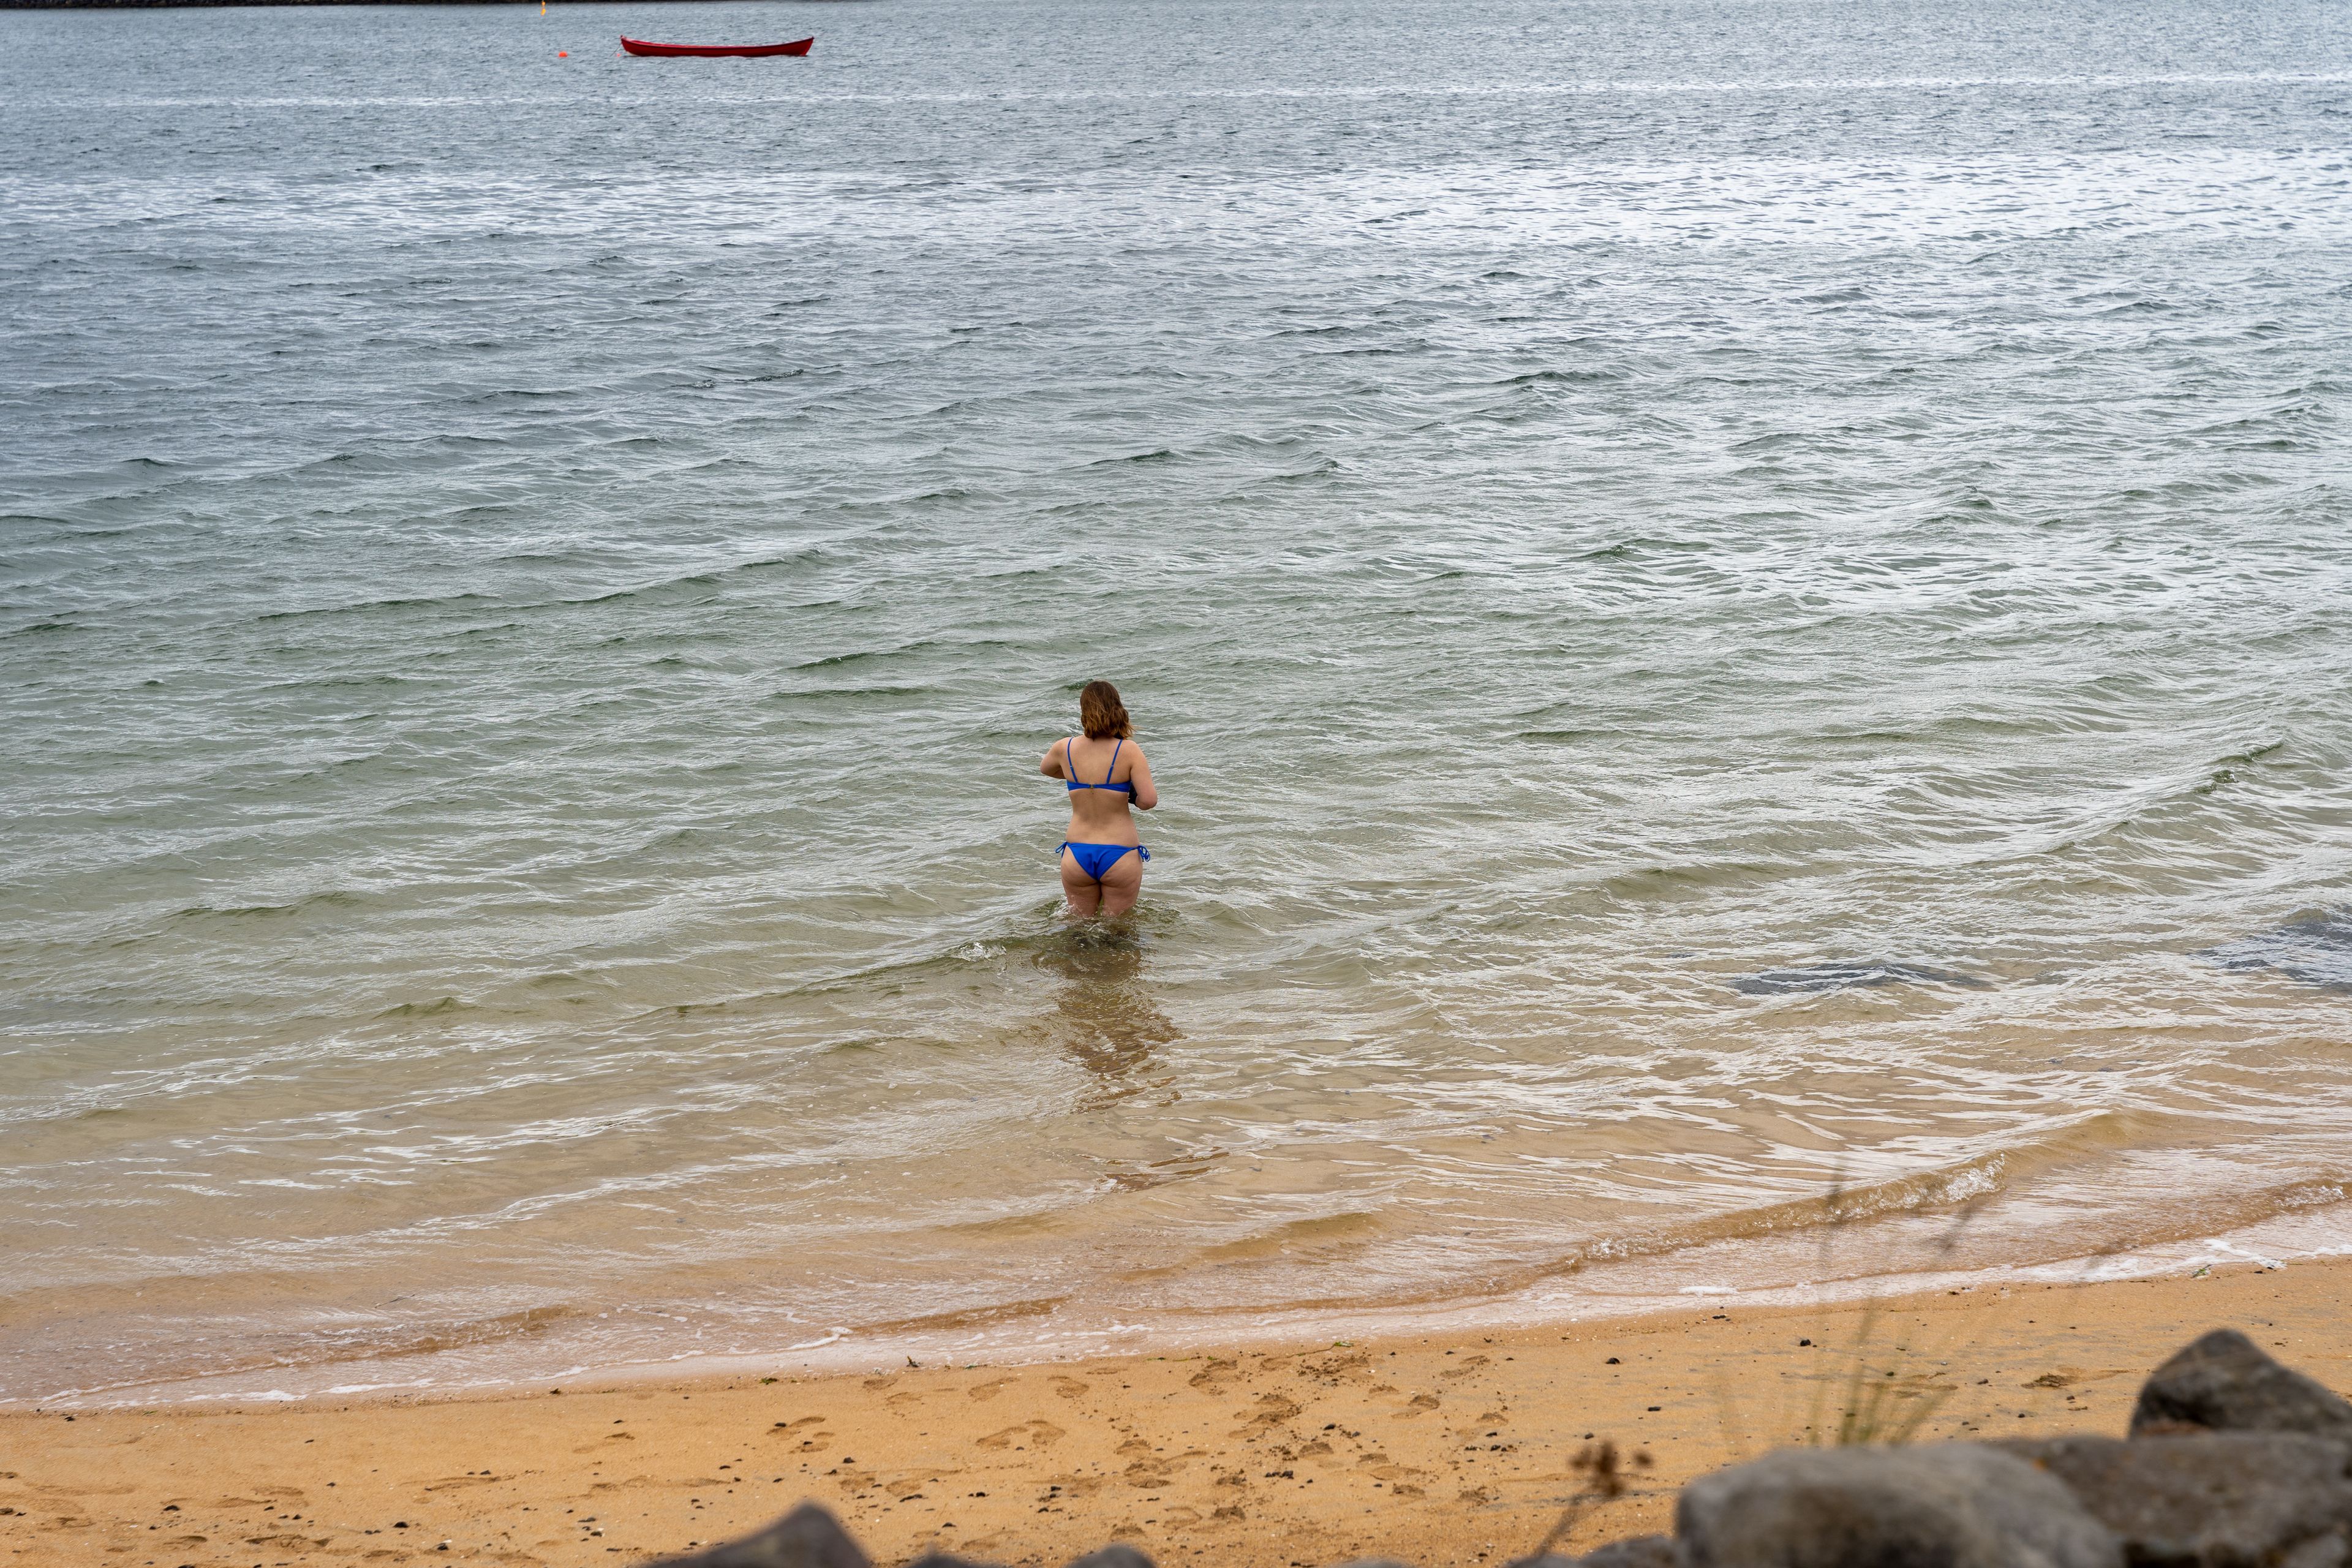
xmin=1060 ymin=841 xmax=1148 ymax=882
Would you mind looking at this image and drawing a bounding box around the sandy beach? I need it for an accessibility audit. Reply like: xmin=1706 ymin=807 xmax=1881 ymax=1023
xmin=6 ymin=1259 xmax=2346 ymax=1568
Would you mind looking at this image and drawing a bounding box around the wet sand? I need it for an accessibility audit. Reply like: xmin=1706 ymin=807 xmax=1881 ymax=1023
xmin=4 ymin=1260 xmax=2347 ymax=1568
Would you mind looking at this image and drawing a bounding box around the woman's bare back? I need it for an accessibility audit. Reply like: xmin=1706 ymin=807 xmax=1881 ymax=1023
xmin=1040 ymin=683 xmax=1157 ymax=918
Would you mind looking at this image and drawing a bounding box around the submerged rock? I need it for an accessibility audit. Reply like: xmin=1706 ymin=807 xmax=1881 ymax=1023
xmin=2199 ymin=910 xmax=2352 ymax=995
xmin=2003 ymin=1433 xmax=2352 ymax=1568
xmin=1676 ymin=1444 xmax=2119 ymax=1568
xmin=2132 ymin=1329 xmax=2352 ymax=1438
xmin=643 ymin=1501 xmax=869 ymax=1568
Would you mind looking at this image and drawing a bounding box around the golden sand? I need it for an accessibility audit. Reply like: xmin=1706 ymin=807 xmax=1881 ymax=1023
xmin=5 ymin=1259 xmax=2347 ymax=1568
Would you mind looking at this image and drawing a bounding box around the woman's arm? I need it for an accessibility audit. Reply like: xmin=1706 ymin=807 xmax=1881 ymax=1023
xmin=1039 ymin=739 xmax=1068 ymax=780
xmin=1128 ymin=746 xmax=1158 ymax=810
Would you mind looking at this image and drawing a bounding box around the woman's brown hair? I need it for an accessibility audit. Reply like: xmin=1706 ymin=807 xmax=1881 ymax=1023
xmin=1079 ymin=679 xmax=1132 ymax=740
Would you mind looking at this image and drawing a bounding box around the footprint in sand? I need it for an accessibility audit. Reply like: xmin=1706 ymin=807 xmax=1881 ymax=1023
xmin=976 ymin=1420 xmax=1066 ymax=1451
xmin=1188 ymin=1357 xmax=1240 ymax=1390
xmin=1049 ymin=1374 xmax=1089 ymax=1399
xmin=1245 ymin=1392 xmax=1303 ymax=1427
xmin=1302 ymin=1349 xmax=1371 ymax=1381
xmin=967 ymin=1378 xmax=1016 ymax=1402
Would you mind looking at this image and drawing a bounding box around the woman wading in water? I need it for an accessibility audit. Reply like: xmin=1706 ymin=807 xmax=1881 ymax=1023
xmin=1041 ymin=680 xmax=1157 ymax=918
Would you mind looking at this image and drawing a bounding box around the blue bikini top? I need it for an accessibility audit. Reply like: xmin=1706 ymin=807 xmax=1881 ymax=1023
xmin=1065 ymin=737 xmax=1135 ymax=796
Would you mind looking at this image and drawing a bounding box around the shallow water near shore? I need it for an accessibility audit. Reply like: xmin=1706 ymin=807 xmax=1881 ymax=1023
xmin=4 ymin=0 xmax=2352 ymax=1408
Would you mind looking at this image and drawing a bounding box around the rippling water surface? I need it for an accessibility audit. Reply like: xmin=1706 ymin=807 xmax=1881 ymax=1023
xmin=6 ymin=0 xmax=2352 ymax=1408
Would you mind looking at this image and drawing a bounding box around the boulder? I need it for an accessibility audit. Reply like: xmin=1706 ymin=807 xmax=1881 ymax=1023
xmin=2002 ymin=1432 xmax=2352 ymax=1567
xmin=2280 ymin=1536 xmax=2350 ymax=1568
xmin=2132 ymin=1330 xmax=2352 ymax=1438
xmin=1501 ymin=1538 xmax=1678 ymax=1568
xmin=1066 ymin=1551 xmax=1154 ymax=1568
xmin=1577 ymin=1537 xmax=1679 ymax=1568
xmin=642 ymin=1502 xmax=869 ymax=1568
xmin=1676 ymin=1443 xmax=2120 ymax=1568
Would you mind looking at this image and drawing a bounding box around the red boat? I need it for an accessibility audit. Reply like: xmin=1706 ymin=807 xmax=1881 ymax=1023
xmin=619 ymin=34 xmax=813 ymax=58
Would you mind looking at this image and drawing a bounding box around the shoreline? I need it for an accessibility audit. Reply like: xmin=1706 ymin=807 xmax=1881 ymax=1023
xmin=6 ymin=1258 xmax=2347 ymax=1567
xmin=17 ymin=1203 xmax=2347 ymax=1415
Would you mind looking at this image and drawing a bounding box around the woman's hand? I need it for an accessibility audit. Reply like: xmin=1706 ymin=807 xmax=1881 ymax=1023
xmin=1039 ymin=741 xmax=1068 ymax=780
xmin=1128 ymin=747 xmax=1158 ymax=810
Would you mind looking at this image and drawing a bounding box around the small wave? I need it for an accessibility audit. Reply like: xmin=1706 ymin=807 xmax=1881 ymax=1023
xmin=254 ymin=592 xmax=493 ymax=625
xmin=796 ymin=641 xmax=940 ymax=671
xmin=1196 ymin=1212 xmax=1383 ymax=1262
xmin=1591 ymin=861 xmax=1793 ymax=902
xmin=1577 ymin=536 xmax=1709 ymax=560
xmin=2192 ymin=739 xmax=2285 ymax=796
xmin=2019 ymin=738 xmax=2294 ymax=860
xmin=1499 ymin=367 xmax=1630 ymax=386
xmin=765 ymin=683 xmax=940 ymax=703
xmin=170 ymin=891 xmax=365 ymax=923
xmin=850 ymin=1295 xmax=1068 ymax=1337
xmin=1134 ymin=1141 xmax=2069 ymax=1316
xmin=571 ymin=572 xmax=723 ymax=609
xmin=374 ymin=997 xmax=466 ymax=1020
xmin=1102 ymin=1158 xmax=1225 ymax=1196
xmin=23 ymin=1305 xmax=584 ymax=1403
xmin=1733 ymin=960 xmax=1993 ymax=996
xmin=324 ymin=1305 xmax=579 ymax=1365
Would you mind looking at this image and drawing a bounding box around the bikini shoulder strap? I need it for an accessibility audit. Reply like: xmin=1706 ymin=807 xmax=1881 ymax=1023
xmin=1106 ymin=737 xmax=1122 ymax=783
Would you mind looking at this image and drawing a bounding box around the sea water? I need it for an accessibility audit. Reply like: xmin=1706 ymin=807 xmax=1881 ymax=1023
xmin=4 ymin=0 xmax=2351 ymax=1408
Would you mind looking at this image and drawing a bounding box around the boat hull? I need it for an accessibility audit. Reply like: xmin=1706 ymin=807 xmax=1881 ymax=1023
xmin=619 ymin=36 xmax=813 ymax=58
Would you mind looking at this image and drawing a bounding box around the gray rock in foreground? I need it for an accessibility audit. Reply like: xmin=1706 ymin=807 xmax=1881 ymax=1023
xmin=643 ymin=1501 xmax=870 ymax=1568
xmin=1577 ymin=1536 xmax=1679 ymax=1568
xmin=1505 ymin=1537 xmax=1679 ymax=1568
xmin=2132 ymin=1329 xmax=2352 ymax=1439
xmin=2003 ymin=1433 xmax=2352 ymax=1568
xmin=1065 ymin=1551 xmax=1154 ymax=1568
xmin=1677 ymin=1443 xmax=2121 ymax=1568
